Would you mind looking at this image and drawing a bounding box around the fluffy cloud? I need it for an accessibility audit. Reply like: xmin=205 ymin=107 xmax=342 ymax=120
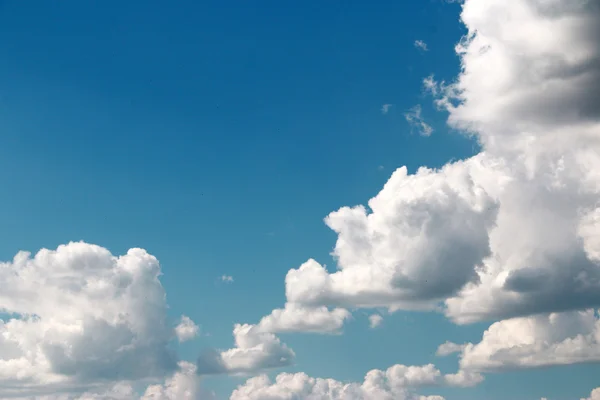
xmin=583 ymin=387 xmax=600 ymax=400
xmin=441 ymin=309 xmax=600 ymax=372
xmin=141 ymin=362 xmax=210 ymax=400
xmin=267 ymin=0 xmax=600 ymax=333
xmin=258 ymin=304 xmax=351 ymax=335
xmin=0 ymin=242 xmax=186 ymax=397
xmin=230 ymin=364 xmax=456 ymax=400
xmin=196 ymin=324 xmax=294 ymax=375
xmin=368 ymin=314 xmax=383 ymax=329
xmin=175 ymin=316 xmax=200 ymax=343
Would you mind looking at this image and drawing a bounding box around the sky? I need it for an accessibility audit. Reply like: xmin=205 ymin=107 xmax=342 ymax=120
xmin=0 ymin=0 xmax=599 ymax=399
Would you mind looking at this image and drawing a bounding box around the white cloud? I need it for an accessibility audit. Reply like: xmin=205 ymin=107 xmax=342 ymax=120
xmin=141 ymin=361 xmax=211 ymax=400
xmin=368 ymin=314 xmax=383 ymax=329
xmin=582 ymin=387 xmax=600 ymax=400
xmin=258 ymin=304 xmax=351 ymax=335
xmin=196 ymin=324 xmax=294 ymax=375
xmin=230 ymin=364 xmax=456 ymax=400
xmin=381 ymin=104 xmax=393 ymax=115
xmin=175 ymin=316 xmax=200 ymax=343
xmin=263 ymin=0 xmax=600 ymax=337
xmin=414 ymin=40 xmax=429 ymax=52
xmin=404 ymin=105 xmax=434 ymax=136
xmin=221 ymin=275 xmax=234 ymax=283
xmin=0 ymin=242 xmax=181 ymax=397
xmin=449 ymin=309 xmax=600 ymax=372
xmin=436 ymin=342 xmax=466 ymax=357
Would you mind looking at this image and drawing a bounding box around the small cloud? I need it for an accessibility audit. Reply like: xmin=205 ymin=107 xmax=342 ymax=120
xmin=378 ymin=165 xmax=385 ymax=171
xmin=221 ymin=275 xmax=234 ymax=283
xmin=368 ymin=314 xmax=383 ymax=329
xmin=381 ymin=103 xmax=393 ymax=115
xmin=175 ymin=315 xmax=200 ymax=343
xmin=404 ymin=105 xmax=434 ymax=137
xmin=436 ymin=341 xmax=467 ymax=357
xmin=414 ymin=40 xmax=429 ymax=52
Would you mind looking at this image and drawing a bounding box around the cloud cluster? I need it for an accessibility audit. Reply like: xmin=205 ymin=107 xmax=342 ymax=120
xmin=440 ymin=309 xmax=600 ymax=372
xmin=276 ymin=0 xmax=600 ymax=331
xmin=196 ymin=324 xmax=295 ymax=375
xmin=230 ymin=363 xmax=466 ymax=400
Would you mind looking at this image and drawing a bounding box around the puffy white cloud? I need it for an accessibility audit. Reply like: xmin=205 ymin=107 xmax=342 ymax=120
xmin=284 ymin=157 xmax=498 ymax=311
xmin=0 ymin=242 xmax=181 ymax=397
xmin=436 ymin=342 xmax=466 ymax=357
xmin=230 ymin=364 xmax=452 ymax=400
xmin=582 ymin=387 xmax=600 ymax=400
xmin=266 ymin=0 xmax=600 ymax=332
xmin=404 ymin=105 xmax=434 ymax=136
xmin=368 ymin=314 xmax=383 ymax=329
xmin=141 ymin=362 xmax=211 ymax=400
xmin=448 ymin=309 xmax=600 ymax=372
xmin=196 ymin=324 xmax=294 ymax=375
xmin=258 ymin=304 xmax=351 ymax=335
xmin=175 ymin=316 xmax=200 ymax=343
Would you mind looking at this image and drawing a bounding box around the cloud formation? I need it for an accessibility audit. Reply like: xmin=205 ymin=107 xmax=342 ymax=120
xmin=196 ymin=324 xmax=295 ymax=375
xmin=230 ymin=363 xmax=469 ymax=400
xmin=175 ymin=316 xmax=200 ymax=343
xmin=0 ymin=242 xmax=184 ymax=397
xmin=403 ymin=105 xmax=434 ymax=136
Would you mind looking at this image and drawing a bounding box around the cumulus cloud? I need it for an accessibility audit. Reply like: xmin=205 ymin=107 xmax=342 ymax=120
xmin=175 ymin=316 xmax=200 ymax=343
xmin=414 ymin=40 xmax=429 ymax=52
xmin=262 ymin=0 xmax=600 ymax=339
xmin=436 ymin=342 xmax=466 ymax=357
xmin=369 ymin=314 xmax=383 ymax=329
xmin=141 ymin=361 xmax=210 ymax=400
xmin=448 ymin=309 xmax=600 ymax=372
xmin=0 ymin=242 xmax=181 ymax=397
xmin=582 ymin=387 xmax=600 ymax=400
xmin=196 ymin=324 xmax=294 ymax=375
xmin=258 ymin=304 xmax=351 ymax=335
xmin=230 ymin=363 xmax=459 ymax=400
xmin=403 ymin=105 xmax=434 ymax=136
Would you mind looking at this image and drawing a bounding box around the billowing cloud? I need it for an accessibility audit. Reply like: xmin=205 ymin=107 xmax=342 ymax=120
xmin=258 ymin=304 xmax=351 ymax=335
xmin=175 ymin=316 xmax=200 ymax=343
xmin=582 ymin=387 xmax=600 ymax=400
xmin=265 ymin=0 xmax=600 ymax=335
xmin=230 ymin=363 xmax=457 ymax=400
xmin=444 ymin=309 xmax=600 ymax=372
xmin=196 ymin=324 xmax=294 ymax=375
xmin=0 ymin=242 xmax=181 ymax=397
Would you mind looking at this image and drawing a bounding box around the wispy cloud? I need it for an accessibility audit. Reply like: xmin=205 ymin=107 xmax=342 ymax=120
xmin=381 ymin=103 xmax=393 ymax=115
xmin=221 ymin=275 xmax=234 ymax=283
xmin=404 ymin=105 xmax=433 ymax=136
xmin=414 ymin=40 xmax=429 ymax=52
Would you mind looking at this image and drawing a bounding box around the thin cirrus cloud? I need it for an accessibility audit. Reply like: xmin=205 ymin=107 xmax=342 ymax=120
xmin=414 ymin=39 xmax=429 ymax=51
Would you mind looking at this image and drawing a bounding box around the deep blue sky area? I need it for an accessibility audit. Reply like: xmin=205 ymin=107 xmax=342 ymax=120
xmin=2 ymin=1 xmax=597 ymax=399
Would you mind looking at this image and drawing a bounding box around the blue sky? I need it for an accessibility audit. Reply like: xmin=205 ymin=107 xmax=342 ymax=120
xmin=1 ymin=1 xmax=600 ymax=400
